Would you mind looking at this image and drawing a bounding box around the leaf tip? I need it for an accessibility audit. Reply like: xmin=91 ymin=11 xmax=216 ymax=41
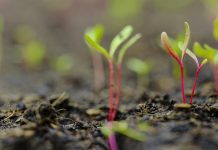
xmin=201 ymin=59 xmax=208 ymax=65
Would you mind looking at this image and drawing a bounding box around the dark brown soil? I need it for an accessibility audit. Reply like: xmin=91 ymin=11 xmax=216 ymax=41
xmin=0 ymin=81 xmax=217 ymax=150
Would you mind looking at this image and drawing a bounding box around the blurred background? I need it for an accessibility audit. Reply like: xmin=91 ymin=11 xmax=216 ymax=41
xmin=0 ymin=0 xmax=217 ymax=96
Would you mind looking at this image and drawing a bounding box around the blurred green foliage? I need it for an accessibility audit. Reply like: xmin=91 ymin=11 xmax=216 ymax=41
xmin=108 ymin=0 xmax=145 ymax=20
xmin=53 ymin=54 xmax=73 ymax=74
xmin=22 ymin=41 xmax=46 ymax=69
xmin=101 ymin=121 xmax=149 ymax=141
xmin=193 ymin=18 xmax=218 ymax=65
xmin=127 ymin=58 xmax=150 ymax=76
xmin=127 ymin=57 xmax=151 ymax=87
xmin=13 ymin=25 xmax=36 ymax=44
xmin=153 ymin=0 xmax=193 ymax=10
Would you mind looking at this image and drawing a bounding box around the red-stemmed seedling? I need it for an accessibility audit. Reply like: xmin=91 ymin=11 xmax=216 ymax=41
xmin=161 ymin=22 xmax=207 ymax=104
xmin=85 ymin=25 xmax=140 ymax=150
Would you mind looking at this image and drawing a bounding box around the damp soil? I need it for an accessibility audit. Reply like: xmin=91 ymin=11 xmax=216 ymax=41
xmin=0 ymin=75 xmax=217 ymax=150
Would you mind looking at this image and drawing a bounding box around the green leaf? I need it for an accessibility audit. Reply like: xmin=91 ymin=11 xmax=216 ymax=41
xmin=213 ymin=18 xmax=218 ymax=41
xmin=109 ymin=25 xmax=133 ymax=58
xmin=84 ymin=34 xmax=111 ymax=60
xmin=181 ymin=22 xmax=190 ymax=58
xmin=100 ymin=125 xmax=113 ymax=138
xmin=193 ymin=42 xmax=218 ymax=64
xmin=201 ymin=59 xmax=208 ymax=66
xmin=161 ymin=32 xmax=179 ymax=59
xmin=137 ymin=122 xmax=150 ymax=132
xmin=85 ymin=24 xmax=104 ymax=43
xmin=127 ymin=58 xmax=150 ymax=75
xmin=118 ymin=33 xmax=141 ymax=64
xmin=112 ymin=122 xmax=145 ymax=142
xmin=193 ymin=42 xmax=208 ymax=58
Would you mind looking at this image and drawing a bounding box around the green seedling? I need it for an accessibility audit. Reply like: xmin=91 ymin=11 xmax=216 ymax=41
xmin=85 ymin=25 xmax=141 ymax=150
xmin=53 ymin=54 xmax=73 ymax=75
xmin=193 ymin=18 xmax=218 ymax=91
xmin=85 ymin=24 xmax=105 ymax=91
xmin=22 ymin=40 xmax=46 ymax=69
xmin=85 ymin=25 xmax=141 ymax=121
xmin=127 ymin=57 xmax=151 ymax=87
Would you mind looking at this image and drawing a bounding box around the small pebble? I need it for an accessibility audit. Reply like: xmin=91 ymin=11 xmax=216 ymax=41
xmin=174 ymin=103 xmax=191 ymax=109
xmin=86 ymin=108 xmax=101 ymax=116
xmin=16 ymin=102 xmax=26 ymax=110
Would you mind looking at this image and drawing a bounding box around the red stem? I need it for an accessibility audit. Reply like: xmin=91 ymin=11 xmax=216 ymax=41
xmin=190 ymin=66 xmax=202 ymax=104
xmin=108 ymin=60 xmax=115 ymax=121
xmin=111 ymin=64 xmax=121 ymax=120
xmin=179 ymin=63 xmax=187 ymax=103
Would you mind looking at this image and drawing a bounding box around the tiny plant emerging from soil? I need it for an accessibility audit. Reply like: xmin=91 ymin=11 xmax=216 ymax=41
xmin=161 ymin=22 xmax=207 ymax=104
xmin=85 ymin=25 xmax=141 ymax=150
xmin=127 ymin=57 xmax=151 ymax=87
xmin=85 ymin=24 xmax=105 ymax=91
xmin=193 ymin=18 xmax=218 ymax=92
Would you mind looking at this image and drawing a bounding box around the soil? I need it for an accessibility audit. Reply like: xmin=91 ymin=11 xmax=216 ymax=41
xmin=0 ymin=74 xmax=217 ymax=150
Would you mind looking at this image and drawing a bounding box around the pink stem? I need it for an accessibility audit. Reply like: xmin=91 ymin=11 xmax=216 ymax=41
xmin=108 ymin=60 xmax=115 ymax=121
xmin=92 ymin=53 xmax=105 ymax=91
xmin=179 ymin=63 xmax=187 ymax=103
xmin=108 ymin=133 xmax=118 ymax=150
xmin=107 ymin=122 xmax=118 ymax=150
xmin=111 ymin=64 xmax=121 ymax=120
xmin=190 ymin=66 xmax=202 ymax=104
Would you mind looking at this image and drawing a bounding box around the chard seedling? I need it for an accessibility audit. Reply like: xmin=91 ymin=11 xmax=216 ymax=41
xmin=161 ymin=22 xmax=207 ymax=104
xmin=85 ymin=24 xmax=105 ymax=91
xmin=85 ymin=25 xmax=141 ymax=150
xmin=127 ymin=57 xmax=151 ymax=87
xmin=193 ymin=18 xmax=218 ymax=91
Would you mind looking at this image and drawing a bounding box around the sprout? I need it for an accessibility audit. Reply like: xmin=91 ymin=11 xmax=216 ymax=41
xmin=161 ymin=22 xmax=207 ymax=104
xmin=85 ymin=25 xmax=140 ymax=150
xmin=127 ymin=57 xmax=151 ymax=87
xmin=193 ymin=18 xmax=218 ymax=92
xmin=85 ymin=25 xmax=141 ymax=121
